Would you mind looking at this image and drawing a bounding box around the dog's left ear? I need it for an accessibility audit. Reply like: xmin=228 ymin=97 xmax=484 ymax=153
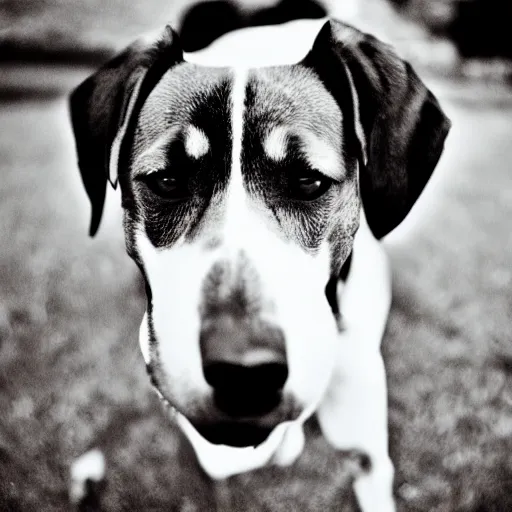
xmin=69 ymin=26 xmax=183 ymax=236
xmin=303 ymin=20 xmax=451 ymax=239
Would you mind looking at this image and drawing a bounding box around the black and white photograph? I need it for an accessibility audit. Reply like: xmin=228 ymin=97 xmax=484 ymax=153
xmin=1 ymin=0 xmax=512 ymax=510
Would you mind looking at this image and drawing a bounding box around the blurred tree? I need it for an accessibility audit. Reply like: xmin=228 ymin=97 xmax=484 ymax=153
xmin=447 ymin=0 xmax=512 ymax=59
xmin=388 ymin=0 xmax=512 ymax=59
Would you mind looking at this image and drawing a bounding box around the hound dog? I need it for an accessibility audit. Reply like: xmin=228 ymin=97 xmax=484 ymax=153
xmin=69 ymin=10 xmax=450 ymax=512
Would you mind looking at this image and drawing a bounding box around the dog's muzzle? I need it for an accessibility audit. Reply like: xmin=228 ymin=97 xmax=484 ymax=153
xmin=198 ymin=312 xmax=289 ymax=446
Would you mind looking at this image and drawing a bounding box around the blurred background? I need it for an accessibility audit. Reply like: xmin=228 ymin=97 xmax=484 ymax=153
xmin=1 ymin=0 xmax=512 ymax=511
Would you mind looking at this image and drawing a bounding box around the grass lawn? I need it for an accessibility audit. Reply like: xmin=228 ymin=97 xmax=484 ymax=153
xmin=1 ymin=60 xmax=512 ymax=512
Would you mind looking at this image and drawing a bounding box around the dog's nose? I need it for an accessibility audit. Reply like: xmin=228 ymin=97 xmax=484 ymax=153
xmin=200 ymin=314 xmax=288 ymax=417
xmin=203 ymin=361 xmax=288 ymax=417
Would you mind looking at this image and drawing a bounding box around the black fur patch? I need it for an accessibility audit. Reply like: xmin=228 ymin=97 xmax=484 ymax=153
xmin=122 ymin=65 xmax=233 ymax=248
xmin=241 ymin=68 xmax=360 ymax=255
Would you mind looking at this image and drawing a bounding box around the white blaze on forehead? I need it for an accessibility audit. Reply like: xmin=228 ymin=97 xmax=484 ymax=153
xmin=222 ymin=67 xmax=249 ymax=233
xmin=230 ymin=68 xmax=248 ymax=189
xmin=264 ymin=126 xmax=288 ymax=161
xmin=185 ymin=125 xmax=210 ymax=159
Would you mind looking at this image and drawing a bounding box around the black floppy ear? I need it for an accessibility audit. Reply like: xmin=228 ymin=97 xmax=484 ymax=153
xmin=304 ymin=20 xmax=451 ymax=239
xmin=69 ymin=26 xmax=183 ymax=236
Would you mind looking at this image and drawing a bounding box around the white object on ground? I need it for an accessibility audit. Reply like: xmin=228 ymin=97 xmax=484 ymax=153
xmin=69 ymin=448 xmax=106 ymax=504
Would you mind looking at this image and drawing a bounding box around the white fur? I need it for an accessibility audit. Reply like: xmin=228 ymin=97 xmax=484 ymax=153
xmin=184 ymin=19 xmax=328 ymax=68
xmin=343 ymin=64 xmax=368 ymax=166
xmin=139 ymin=311 xmax=151 ymax=364
xmin=317 ymin=214 xmax=395 ymax=511
xmin=136 ymin=223 xmax=340 ymax=479
xmin=226 ymin=67 xmax=248 ymax=210
xmin=299 ymin=130 xmax=345 ymax=180
xmin=264 ymin=126 xmax=345 ymax=180
xmin=174 ymin=409 xmax=307 ymax=479
xmin=137 ymin=232 xmax=211 ymax=401
xmin=264 ymin=126 xmax=288 ymax=161
xmin=176 ymin=412 xmax=291 ymax=479
xmin=184 ymin=125 xmax=210 ymax=159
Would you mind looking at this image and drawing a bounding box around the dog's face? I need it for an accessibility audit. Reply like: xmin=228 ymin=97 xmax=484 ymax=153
xmin=125 ymin=63 xmax=360 ymax=444
xmin=70 ymin=20 xmax=450 ymax=448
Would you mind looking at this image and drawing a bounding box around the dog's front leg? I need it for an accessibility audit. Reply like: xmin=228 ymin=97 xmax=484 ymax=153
xmin=317 ymin=219 xmax=395 ymax=512
xmin=317 ymin=349 xmax=395 ymax=512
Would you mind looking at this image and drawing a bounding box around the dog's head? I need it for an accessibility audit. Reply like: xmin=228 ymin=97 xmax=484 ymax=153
xmin=70 ymin=20 xmax=449 ymax=450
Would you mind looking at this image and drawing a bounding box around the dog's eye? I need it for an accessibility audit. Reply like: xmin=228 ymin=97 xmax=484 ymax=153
xmin=292 ymin=173 xmax=332 ymax=201
xmin=142 ymin=172 xmax=190 ymax=200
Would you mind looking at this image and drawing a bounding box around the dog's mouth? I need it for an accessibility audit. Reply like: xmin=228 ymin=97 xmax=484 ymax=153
xmin=193 ymin=422 xmax=274 ymax=447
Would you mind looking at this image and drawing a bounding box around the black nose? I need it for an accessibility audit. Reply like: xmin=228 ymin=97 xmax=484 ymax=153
xmin=200 ymin=313 xmax=288 ymax=417
xmin=203 ymin=361 xmax=288 ymax=417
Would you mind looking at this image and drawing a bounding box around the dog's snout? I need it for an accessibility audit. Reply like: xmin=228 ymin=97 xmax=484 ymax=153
xmin=200 ymin=313 xmax=286 ymax=366
xmin=200 ymin=313 xmax=288 ymax=417
xmin=204 ymin=361 xmax=288 ymax=417
xmin=204 ymin=362 xmax=288 ymax=390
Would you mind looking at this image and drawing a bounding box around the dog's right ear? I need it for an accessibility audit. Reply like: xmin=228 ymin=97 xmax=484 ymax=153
xmin=69 ymin=26 xmax=183 ymax=236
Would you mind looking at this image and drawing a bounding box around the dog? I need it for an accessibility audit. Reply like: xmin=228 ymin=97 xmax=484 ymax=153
xmin=69 ymin=4 xmax=450 ymax=510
